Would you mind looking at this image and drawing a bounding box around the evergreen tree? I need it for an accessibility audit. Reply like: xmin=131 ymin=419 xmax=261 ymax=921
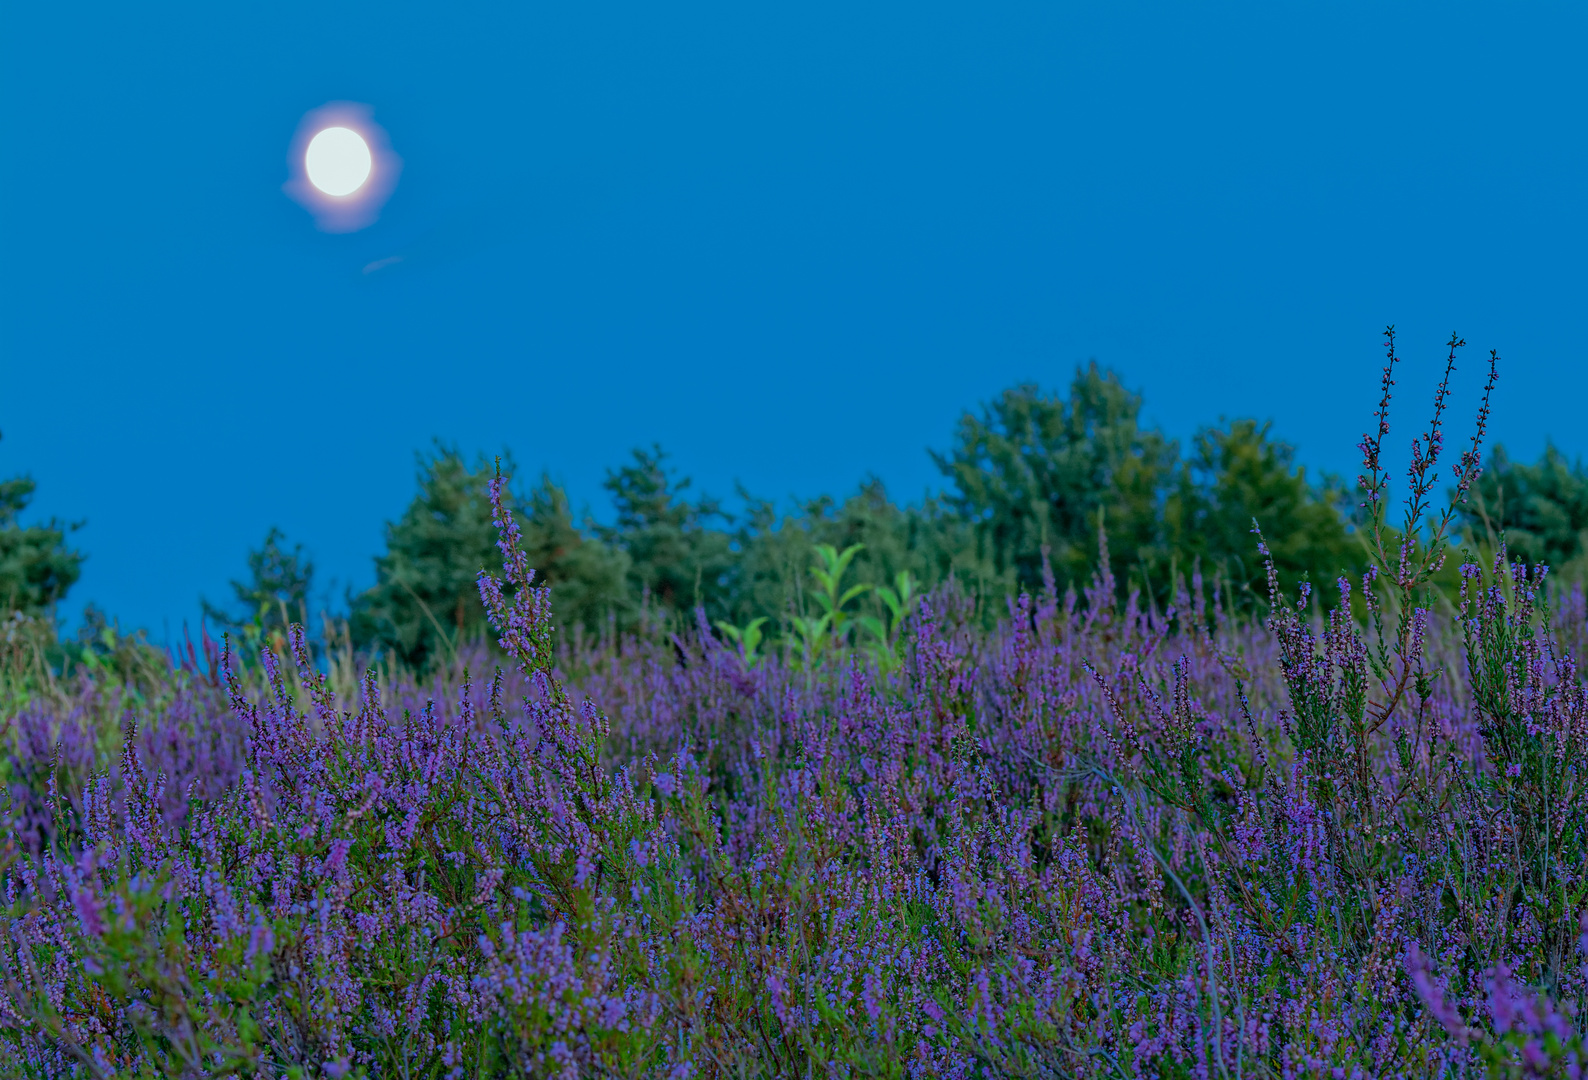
xmin=598 ymin=446 xmax=733 ymax=618
xmin=351 ymin=446 xmax=631 ymax=669
xmin=518 ymin=472 xmax=630 ymax=633
xmin=350 ymin=446 xmax=509 ymax=669
xmin=932 ymin=364 xmax=1177 ymax=594
xmin=0 ymin=434 xmax=84 ymax=615
xmin=1164 ymin=418 xmax=1356 ymax=602
xmin=202 ymin=527 xmax=314 ymax=637
xmin=1464 ymin=443 xmax=1588 ymax=571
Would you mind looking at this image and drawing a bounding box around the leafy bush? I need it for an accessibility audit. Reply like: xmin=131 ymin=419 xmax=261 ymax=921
xmin=722 ymin=477 xmax=994 ymax=637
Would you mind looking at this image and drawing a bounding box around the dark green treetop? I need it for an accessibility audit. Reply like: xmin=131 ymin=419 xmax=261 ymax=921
xmin=350 ymin=445 xmax=632 ymax=669
xmin=1164 ymin=418 xmax=1357 ymax=603
xmin=932 ymin=364 xmax=1177 ymax=594
xmin=1464 ymin=443 xmax=1588 ymax=572
xmin=597 ymin=445 xmax=734 ymax=618
xmin=517 ymin=472 xmax=630 ymax=634
xmin=0 ymin=435 xmax=84 ymax=616
xmin=202 ymin=526 xmax=314 ymax=637
xmin=350 ymin=445 xmax=508 ymax=669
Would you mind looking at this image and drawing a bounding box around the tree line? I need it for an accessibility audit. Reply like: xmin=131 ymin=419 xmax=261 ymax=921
xmin=6 ymin=367 xmax=1588 ymax=671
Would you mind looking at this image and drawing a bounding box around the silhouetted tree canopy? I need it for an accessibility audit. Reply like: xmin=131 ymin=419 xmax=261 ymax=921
xmin=1464 ymin=443 xmax=1588 ymax=571
xmin=202 ymin=527 xmax=314 ymax=638
xmin=0 ymin=435 xmax=83 ymax=616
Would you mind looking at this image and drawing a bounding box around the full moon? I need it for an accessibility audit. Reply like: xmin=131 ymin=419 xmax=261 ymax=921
xmin=304 ymin=127 xmax=372 ymax=197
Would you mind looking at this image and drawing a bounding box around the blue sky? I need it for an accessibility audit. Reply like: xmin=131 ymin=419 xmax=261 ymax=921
xmin=2 ymin=1 xmax=1584 ymax=636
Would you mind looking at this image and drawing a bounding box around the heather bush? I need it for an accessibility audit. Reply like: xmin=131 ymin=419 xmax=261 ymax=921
xmin=5 ymin=332 xmax=1588 ymax=1078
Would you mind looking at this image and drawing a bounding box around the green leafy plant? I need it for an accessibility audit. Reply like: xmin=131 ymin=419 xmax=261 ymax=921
xmin=713 ymin=615 xmax=768 ymax=666
xmin=858 ymin=569 xmax=919 ymax=671
xmin=791 ymin=543 xmax=870 ymax=666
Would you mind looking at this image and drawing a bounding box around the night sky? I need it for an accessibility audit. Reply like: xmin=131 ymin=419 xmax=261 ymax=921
xmin=3 ymin=1 xmax=1583 ymax=634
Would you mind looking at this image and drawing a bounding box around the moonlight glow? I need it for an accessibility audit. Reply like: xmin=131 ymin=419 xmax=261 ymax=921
xmin=284 ymin=102 xmax=400 ymax=232
xmin=305 ymin=127 xmax=372 ymax=196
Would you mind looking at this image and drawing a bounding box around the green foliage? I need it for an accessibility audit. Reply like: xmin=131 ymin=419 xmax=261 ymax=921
xmin=713 ymin=615 xmax=768 ymax=665
xmin=516 ymin=472 xmax=631 ymax=633
xmin=64 ymin=606 xmax=175 ymax=698
xmin=349 ymin=444 xmax=504 ymax=670
xmin=932 ymin=364 xmax=1176 ymax=595
xmin=2 ymin=603 xmax=179 ymax=721
xmin=1 ymin=609 xmax=59 ymax=710
xmin=1465 ymin=442 xmax=1588 ymax=573
xmin=1165 ymin=417 xmax=1357 ymax=602
xmin=935 ymin=372 xmax=1362 ymax=608
xmin=0 ymin=436 xmax=83 ymax=615
xmin=789 ymin=542 xmax=870 ymax=664
xmin=857 ymin=568 xmax=920 ymax=671
xmin=201 ymin=526 xmax=314 ymax=639
xmin=350 ymin=447 xmax=633 ymax=670
xmin=725 ymin=478 xmax=995 ymax=635
xmin=597 ymin=445 xmax=733 ymax=616
xmin=203 ymin=370 xmax=1439 ymax=681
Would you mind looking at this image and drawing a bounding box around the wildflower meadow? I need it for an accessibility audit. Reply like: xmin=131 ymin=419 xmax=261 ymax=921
xmin=3 ymin=333 xmax=1587 ymax=1078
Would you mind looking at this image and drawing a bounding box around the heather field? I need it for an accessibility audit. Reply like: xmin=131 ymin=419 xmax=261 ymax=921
xmin=2 ymin=344 xmax=1588 ymax=1079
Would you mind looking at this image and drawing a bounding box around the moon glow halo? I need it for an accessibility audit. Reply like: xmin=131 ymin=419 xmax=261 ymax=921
xmin=284 ymin=102 xmax=401 ymax=232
